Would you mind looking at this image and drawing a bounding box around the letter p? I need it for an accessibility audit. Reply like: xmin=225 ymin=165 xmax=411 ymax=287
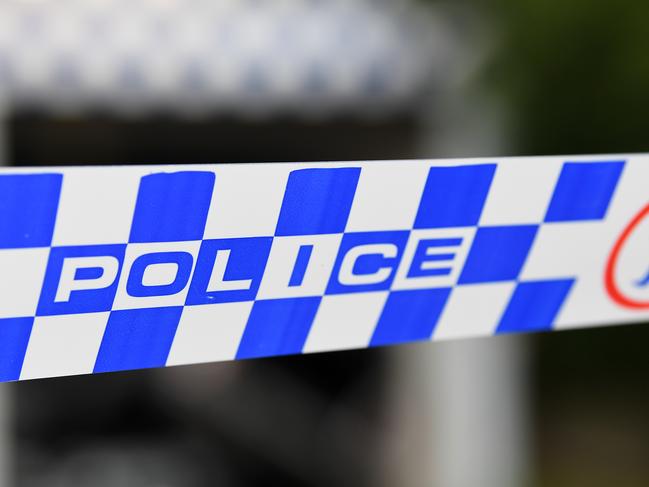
xmin=55 ymin=256 xmax=120 ymax=302
xmin=37 ymin=245 xmax=126 ymax=316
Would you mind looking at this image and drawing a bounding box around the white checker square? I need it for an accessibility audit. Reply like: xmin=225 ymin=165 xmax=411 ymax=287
xmin=20 ymin=312 xmax=109 ymax=380
xmin=604 ymin=157 xmax=649 ymax=222
xmin=0 ymin=248 xmax=49 ymax=319
xmin=52 ymin=167 xmax=142 ymax=245
xmin=113 ymin=241 xmax=201 ymax=310
xmin=479 ymin=158 xmax=563 ymax=225
xmin=303 ymin=292 xmax=388 ymax=353
xmin=345 ymin=163 xmax=429 ymax=231
xmin=257 ymin=234 xmax=342 ymax=299
xmin=520 ymin=221 xmax=611 ymax=280
xmin=166 ymin=301 xmax=253 ymax=366
xmin=434 ymin=283 xmax=515 ymax=340
xmin=553 ymin=279 xmax=649 ymax=331
xmin=202 ymin=164 xmax=291 ymax=238
xmin=392 ymin=228 xmax=475 ymax=291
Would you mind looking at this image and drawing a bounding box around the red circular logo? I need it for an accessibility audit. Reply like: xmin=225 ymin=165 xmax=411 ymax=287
xmin=605 ymin=202 xmax=649 ymax=309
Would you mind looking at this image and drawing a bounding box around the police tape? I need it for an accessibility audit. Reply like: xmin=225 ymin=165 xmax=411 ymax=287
xmin=0 ymin=155 xmax=647 ymax=382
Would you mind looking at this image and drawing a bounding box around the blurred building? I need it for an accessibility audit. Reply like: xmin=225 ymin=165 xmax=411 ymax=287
xmin=0 ymin=0 xmax=444 ymax=116
xmin=0 ymin=2 xmax=468 ymax=487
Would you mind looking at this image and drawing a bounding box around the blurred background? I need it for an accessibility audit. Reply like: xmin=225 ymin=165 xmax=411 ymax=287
xmin=0 ymin=0 xmax=648 ymax=485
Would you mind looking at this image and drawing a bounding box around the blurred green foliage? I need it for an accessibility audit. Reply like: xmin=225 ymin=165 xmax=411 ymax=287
xmin=446 ymin=0 xmax=649 ymax=154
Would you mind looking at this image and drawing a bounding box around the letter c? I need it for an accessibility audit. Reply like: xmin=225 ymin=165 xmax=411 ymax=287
xmin=338 ymin=243 xmax=398 ymax=286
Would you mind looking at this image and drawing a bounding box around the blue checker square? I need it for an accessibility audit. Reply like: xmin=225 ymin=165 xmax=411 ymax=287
xmin=459 ymin=225 xmax=538 ymax=284
xmin=545 ymin=161 xmax=624 ymax=222
xmin=371 ymin=288 xmax=450 ymax=347
xmin=130 ymin=171 xmax=215 ymax=243
xmin=236 ymin=297 xmax=321 ymax=360
xmin=414 ymin=164 xmax=496 ymax=228
xmin=497 ymin=279 xmax=574 ymax=334
xmin=326 ymin=231 xmax=409 ymax=295
xmin=0 ymin=173 xmax=62 ymax=248
xmin=186 ymin=237 xmax=273 ymax=305
xmin=275 ymin=167 xmax=360 ymax=236
xmin=0 ymin=317 xmax=33 ymax=382
xmin=94 ymin=306 xmax=183 ymax=373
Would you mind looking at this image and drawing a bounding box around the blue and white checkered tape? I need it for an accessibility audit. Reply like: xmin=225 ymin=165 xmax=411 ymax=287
xmin=0 ymin=155 xmax=648 ymax=381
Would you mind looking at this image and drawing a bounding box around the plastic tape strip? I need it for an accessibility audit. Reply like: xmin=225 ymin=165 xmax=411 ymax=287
xmin=0 ymin=155 xmax=647 ymax=381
